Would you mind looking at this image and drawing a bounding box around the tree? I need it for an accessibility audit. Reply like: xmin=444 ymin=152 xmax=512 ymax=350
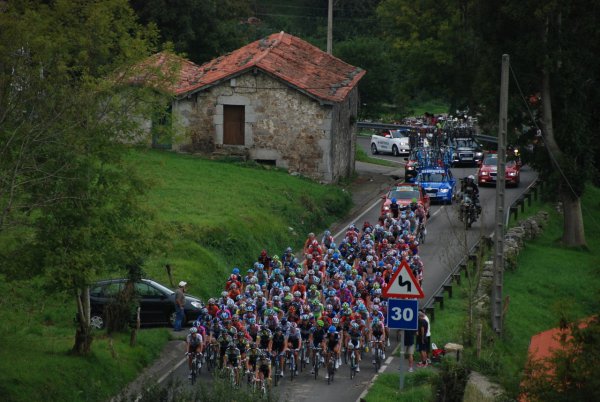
xmin=521 ymin=316 xmax=600 ymax=401
xmin=376 ymin=0 xmax=481 ymax=111
xmin=129 ymin=0 xmax=253 ymax=64
xmin=0 ymin=0 xmax=162 ymax=354
xmin=471 ymin=0 xmax=599 ymax=247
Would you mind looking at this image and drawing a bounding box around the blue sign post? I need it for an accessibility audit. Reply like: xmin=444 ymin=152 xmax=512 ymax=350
xmin=386 ymin=298 xmax=419 ymax=330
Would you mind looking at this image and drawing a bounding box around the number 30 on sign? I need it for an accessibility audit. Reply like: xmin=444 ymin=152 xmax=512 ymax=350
xmin=386 ymin=299 xmax=419 ymax=330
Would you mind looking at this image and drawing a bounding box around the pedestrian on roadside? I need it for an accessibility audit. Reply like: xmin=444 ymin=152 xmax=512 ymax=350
xmin=174 ymin=281 xmax=187 ymax=332
xmin=417 ymin=310 xmax=430 ymax=367
xmin=403 ymin=329 xmax=416 ymax=372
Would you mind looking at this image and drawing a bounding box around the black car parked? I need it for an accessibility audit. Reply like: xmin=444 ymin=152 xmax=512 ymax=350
xmin=88 ymin=278 xmax=204 ymax=329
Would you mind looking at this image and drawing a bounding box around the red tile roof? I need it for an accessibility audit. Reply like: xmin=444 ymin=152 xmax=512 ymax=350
xmin=135 ymin=32 xmax=366 ymax=103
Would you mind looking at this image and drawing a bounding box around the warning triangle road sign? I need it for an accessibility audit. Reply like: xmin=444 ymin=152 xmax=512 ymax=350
xmin=382 ymin=260 xmax=425 ymax=299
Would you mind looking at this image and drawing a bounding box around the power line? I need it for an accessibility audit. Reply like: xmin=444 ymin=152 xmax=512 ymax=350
xmin=509 ymin=64 xmax=599 ymax=229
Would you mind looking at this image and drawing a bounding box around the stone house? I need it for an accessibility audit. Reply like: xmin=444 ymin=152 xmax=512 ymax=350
xmin=137 ymin=32 xmax=366 ymax=183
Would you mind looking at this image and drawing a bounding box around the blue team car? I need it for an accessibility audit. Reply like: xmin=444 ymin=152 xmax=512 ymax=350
xmin=416 ymin=168 xmax=456 ymax=204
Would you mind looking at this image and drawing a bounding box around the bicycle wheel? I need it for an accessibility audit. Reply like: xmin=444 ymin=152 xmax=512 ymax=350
xmin=190 ymin=359 xmax=197 ymax=385
xmin=374 ymin=348 xmax=380 ymax=373
xmin=350 ymin=354 xmax=356 ymax=379
xmin=274 ymin=359 xmax=279 ymax=387
xmin=289 ymin=354 xmax=295 ymax=381
xmin=314 ymin=356 xmax=319 ymax=380
xmin=300 ymin=347 xmax=306 ymax=372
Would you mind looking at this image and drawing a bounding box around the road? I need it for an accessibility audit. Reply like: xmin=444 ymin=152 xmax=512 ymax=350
xmin=162 ymin=136 xmax=537 ymax=401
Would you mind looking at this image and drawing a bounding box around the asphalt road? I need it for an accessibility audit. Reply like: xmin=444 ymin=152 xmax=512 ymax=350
xmin=161 ymin=137 xmax=537 ymax=401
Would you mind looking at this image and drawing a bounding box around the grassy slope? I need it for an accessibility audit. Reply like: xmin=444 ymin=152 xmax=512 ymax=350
xmin=367 ymin=184 xmax=600 ymax=400
xmin=0 ymin=149 xmax=352 ymax=402
xmin=130 ymin=149 xmax=351 ymax=299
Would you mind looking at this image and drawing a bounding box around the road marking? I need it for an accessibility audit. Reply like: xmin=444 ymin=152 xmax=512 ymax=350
xmin=334 ymin=198 xmax=382 ymax=239
xmin=157 ymin=357 xmax=187 ymax=384
xmin=385 ymin=357 xmax=393 ymax=364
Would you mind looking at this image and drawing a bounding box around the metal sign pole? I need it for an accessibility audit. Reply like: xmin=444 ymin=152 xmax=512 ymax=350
xmin=399 ymin=330 xmax=405 ymax=390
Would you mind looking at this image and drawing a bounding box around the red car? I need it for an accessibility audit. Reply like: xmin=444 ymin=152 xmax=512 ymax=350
xmin=381 ymin=183 xmax=431 ymax=217
xmin=477 ymin=152 xmax=521 ymax=187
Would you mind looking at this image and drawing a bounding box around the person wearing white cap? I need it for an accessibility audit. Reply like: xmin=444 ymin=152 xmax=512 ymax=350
xmin=174 ymin=281 xmax=187 ymax=331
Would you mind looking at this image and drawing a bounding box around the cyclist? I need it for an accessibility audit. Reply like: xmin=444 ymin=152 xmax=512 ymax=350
xmin=186 ymin=327 xmax=203 ymax=379
xmin=370 ymin=317 xmax=387 ymax=363
xmin=286 ymin=322 xmax=302 ymax=375
xmin=255 ymin=350 xmax=272 ymax=387
xmin=325 ymin=326 xmax=341 ymax=378
xmin=223 ymin=341 xmax=242 ymax=386
xmin=309 ymin=319 xmax=327 ymax=375
xmin=257 ymin=325 xmax=273 ymax=354
xmin=347 ymin=321 xmax=363 ymax=372
xmin=271 ymin=326 xmax=287 ymax=377
xmin=216 ymin=327 xmax=233 ymax=368
xmin=246 ymin=341 xmax=261 ymax=376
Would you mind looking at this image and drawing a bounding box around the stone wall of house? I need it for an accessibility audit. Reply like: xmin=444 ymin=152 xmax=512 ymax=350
xmin=170 ymin=71 xmax=355 ymax=183
xmin=330 ymin=86 xmax=358 ymax=181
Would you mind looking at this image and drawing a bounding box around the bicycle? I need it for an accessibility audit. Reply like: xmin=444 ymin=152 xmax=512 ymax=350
xmin=348 ymin=344 xmax=358 ymax=379
xmin=252 ymin=375 xmax=268 ymax=399
xmin=224 ymin=364 xmax=241 ymax=388
xmin=312 ymin=346 xmax=323 ymax=380
xmin=187 ymin=351 xmax=202 ymax=385
xmin=286 ymin=349 xmax=297 ymax=381
xmin=271 ymin=351 xmax=284 ymax=387
xmin=300 ymin=340 xmax=310 ymax=372
xmin=325 ymin=350 xmax=336 ymax=385
xmin=205 ymin=342 xmax=217 ymax=372
xmin=371 ymin=340 xmax=385 ymax=373
xmin=417 ymin=221 xmax=426 ymax=244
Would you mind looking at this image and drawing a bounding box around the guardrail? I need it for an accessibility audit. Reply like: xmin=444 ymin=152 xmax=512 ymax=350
xmin=422 ymin=178 xmax=541 ymax=320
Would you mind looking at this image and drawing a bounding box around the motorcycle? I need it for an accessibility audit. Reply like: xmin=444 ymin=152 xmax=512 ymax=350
xmin=458 ymin=194 xmax=479 ymax=229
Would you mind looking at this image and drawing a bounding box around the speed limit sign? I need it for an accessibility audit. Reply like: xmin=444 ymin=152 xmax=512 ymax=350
xmin=386 ymin=298 xmax=419 ymax=330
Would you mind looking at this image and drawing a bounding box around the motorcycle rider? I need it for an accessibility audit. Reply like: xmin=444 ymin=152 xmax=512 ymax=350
xmin=461 ymin=175 xmax=481 ymax=213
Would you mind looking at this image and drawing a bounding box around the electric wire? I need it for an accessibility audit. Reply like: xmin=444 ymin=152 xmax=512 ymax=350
xmin=509 ymin=64 xmax=599 ymax=230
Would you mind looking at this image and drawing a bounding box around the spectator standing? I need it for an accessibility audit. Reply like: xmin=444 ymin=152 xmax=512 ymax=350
xmin=174 ymin=281 xmax=187 ymax=332
xmin=417 ymin=310 xmax=430 ymax=367
xmin=403 ymin=329 xmax=416 ymax=372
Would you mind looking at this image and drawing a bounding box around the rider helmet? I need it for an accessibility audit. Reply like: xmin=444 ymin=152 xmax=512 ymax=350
xmin=189 ymin=327 xmax=198 ymax=334
xmin=328 ymin=326 xmax=336 ymax=334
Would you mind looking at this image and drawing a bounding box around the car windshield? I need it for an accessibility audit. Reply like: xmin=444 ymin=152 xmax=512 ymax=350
xmin=451 ymin=139 xmax=478 ymax=148
xmin=418 ymin=173 xmax=446 ymax=183
xmin=483 ymin=155 xmax=498 ymax=165
xmin=391 ymin=130 xmax=409 ymax=139
xmin=146 ymin=280 xmax=174 ymax=296
xmin=389 ymin=189 xmax=420 ymax=200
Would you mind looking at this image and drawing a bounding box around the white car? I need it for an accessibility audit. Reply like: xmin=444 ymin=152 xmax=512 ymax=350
xmin=370 ymin=129 xmax=411 ymax=156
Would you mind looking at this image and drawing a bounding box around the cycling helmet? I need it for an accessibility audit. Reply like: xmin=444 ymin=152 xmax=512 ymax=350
xmin=189 ymin=327 xmax=198 ymax=334
xmin=317 ymin=320 xmax=325 ymax=327
xmin=372 ymin=318 xmax=380 ymax=325
xmin=220 ymin=312 xmax=229 ymax=320
xmin=301 ymin=314 xmax=310 ymax=320
xmin=275 ymin=326 xmax=283 ymax=332
xmin=328 ymin=326 xmax=336 ymax=334
xmin=391 ymin=198 xmax=397 ymax=203
xmin=332 ymin=317 xmax=340 ymax=325
xmin=293 ymin=291 xmax=301 ymax=297
xmin=221 ymin=291 xmax=228 ymax=297
xmin=229 ymin=327 xmax=238 ymax=335
xmin=468 ymin=175 xmax=475 ymax=180
xmin=351 ymin=322 xmax=359 ymax=329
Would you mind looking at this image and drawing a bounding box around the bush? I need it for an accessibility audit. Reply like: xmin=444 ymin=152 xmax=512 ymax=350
xmin=434 ymin=357 xmax=470 ymax=402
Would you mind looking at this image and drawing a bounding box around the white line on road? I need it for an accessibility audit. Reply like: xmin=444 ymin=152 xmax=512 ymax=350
xmin=385 ymin=357 xmax=393 ymax=365
xmin=158 ymin=357 xmax=187 ymax=384
xmin=334 ymin=198 xmax=382 ymax=240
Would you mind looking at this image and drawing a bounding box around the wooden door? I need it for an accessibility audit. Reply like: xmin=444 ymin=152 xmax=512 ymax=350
xmin=223 ymin=105 xmax=245 ymax=145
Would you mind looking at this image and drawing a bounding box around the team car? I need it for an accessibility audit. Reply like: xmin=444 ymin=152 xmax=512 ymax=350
xmin=381 ymin=183 xmax=430 ymax=217
xmin=445 ymin=137 xmax=484 ymax=166
xmin=416 ymin=168 xmax=456 ymax=204
xmin=371 ymin=128 xmax=411 ymax=156
xmin=477 ymin=152 xmax=521 ymax=187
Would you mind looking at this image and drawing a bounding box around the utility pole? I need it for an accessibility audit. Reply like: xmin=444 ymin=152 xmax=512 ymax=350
xmin=492 ymin=54 xmax=509 ymax=334
xmin=327 ymin=0 xmax=333 ymax=54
